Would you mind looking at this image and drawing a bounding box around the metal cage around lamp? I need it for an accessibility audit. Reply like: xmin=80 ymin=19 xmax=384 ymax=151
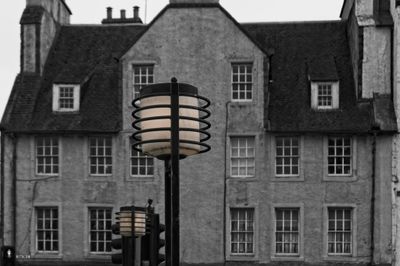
xmin=131 ymin=78 xmax=211 ymax=160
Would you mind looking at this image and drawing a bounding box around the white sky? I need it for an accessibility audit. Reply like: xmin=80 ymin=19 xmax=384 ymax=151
xmin=0 ymin=0 xmax=343 ymax=116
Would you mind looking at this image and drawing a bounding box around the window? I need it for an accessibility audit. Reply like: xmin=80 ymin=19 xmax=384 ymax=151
xmin=327 ymin=208 xmax=352 ymax=255
xmin=131 ymin=144 xmax=154 ymax=177
xmin=133 ymin=65 xmax=154 ymax=99
xmin=328 ymin=137 xmax=352 ymax=176
xmin=52 ymin=84 xmax=80 ymax=112
xmin=36 ymin=207 xmax=59 ymax=252
xmin=310 ymin=81 xmax=339 ymax=110
xmin=275 ymin=137 xmax=299 ymax=176
xmin=230 ymin=208 xmax=254 ymax=255
xmin=89 ymin=137 xmax=112 ymax=175
xmin=59 ymin=87 xmax=74 ymax=109
xmin=232 ymin=63 xmax=253 ymax=101
xmin=36 ymin=137 xmax=59 ymax=175
xmin=230 ymin=137 xmax=255 ymax=177
xmin=318 ymin=84 xmax=332 ymax=107
xmin=89 ymin=208 xmax=112 ymax=253
xmin=275 ymin=208 xmax=299 ymax=255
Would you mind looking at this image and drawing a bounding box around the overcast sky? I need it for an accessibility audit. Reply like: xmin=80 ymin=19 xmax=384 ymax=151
xmin=0 ymin=0 xmax=343 ymax=116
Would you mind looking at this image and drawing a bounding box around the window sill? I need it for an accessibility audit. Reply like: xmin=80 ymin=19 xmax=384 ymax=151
xmin=322 ymin=255 xmax=359 ymax=262
xmin=226 ymin=254 xmax=257 ymax=261
xmin=227 ymin=176 xmax=258 ymax=182
xmin=52 ymin=110 xmax=79 ymax=114
xmin=86 ymin=175 xmax=113 ymax=181
xmin=30 ymin=253 xmax=63 ymax=260
xmin=126 ymin=176 xmax=156 ymax=182
xmin=85 ymin=253 xmax=112 ymax=260
xmin=323 ymin=175 xmax=358 ymax=182
xmin=271 ymin=255 xmax=304 ymax=261
xmin=273 ymin=176 xmax=304 ymax=182
xmin=230 ymin=100 xmax=253 ymax=106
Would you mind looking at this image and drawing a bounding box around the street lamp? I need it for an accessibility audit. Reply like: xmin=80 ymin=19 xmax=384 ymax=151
xmin=116 ymin=207 xmax=147 ymax=237
xmin=131 ymin=77 xmax=211 ymax=266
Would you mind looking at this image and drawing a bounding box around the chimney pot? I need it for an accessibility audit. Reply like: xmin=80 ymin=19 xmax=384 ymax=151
xmin=121 ymin=9 xmax=126 ymax=19
xmin=106 ymin=7 xmax=112 ymax=19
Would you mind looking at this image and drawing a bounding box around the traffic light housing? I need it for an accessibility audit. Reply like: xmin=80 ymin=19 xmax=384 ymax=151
xmin=1 ymin=246 xmax=15 ymax=266
xmin=149 ymin=214 xmax=165 ymax=266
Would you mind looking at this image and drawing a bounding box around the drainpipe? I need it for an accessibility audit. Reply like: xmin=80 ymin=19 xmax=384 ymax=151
xmin=223 ymin=101 xmax=231 ymax=266
xmin=370 ymin=129 xmax=378 ymax=266
xmin=0 ymin=127 xmax=4 ymax=247
xmin=11 ymin=134 xmax=17 ymax=247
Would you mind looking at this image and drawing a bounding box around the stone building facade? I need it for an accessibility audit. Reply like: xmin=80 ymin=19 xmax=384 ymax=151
xmin=0 ymin=0 xmax=398 ymax=265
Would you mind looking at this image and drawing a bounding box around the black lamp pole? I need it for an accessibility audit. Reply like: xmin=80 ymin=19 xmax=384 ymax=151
xmin=169 ymin=78 xmax=180 ymax=266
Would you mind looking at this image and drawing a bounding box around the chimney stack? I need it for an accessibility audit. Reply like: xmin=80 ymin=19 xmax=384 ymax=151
xmin=102 ymin=5 xmax=143 ymax=24
xmin=133 ymin=6 xmax=143 ymax=23
xmin=107 ymin=7 xmax=112 ymax=19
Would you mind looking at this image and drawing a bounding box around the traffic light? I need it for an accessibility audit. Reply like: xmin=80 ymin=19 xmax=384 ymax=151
xmin=149 ymin=214 xmax=165 ymax=266
xmin=1 ymin=246 xmax=15 ymax=266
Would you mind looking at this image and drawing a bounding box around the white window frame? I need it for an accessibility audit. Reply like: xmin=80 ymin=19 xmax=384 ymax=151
xmin=230 ymin=136 xmax=255 ymax=178
xmin=311 ymin=81 xmax=339 ymax=110
xmin=327 ymin=136 xmax=352 ymax=176
xmin=132 ymin=64 xmax=154 ymax=99
xmin=323 ymin=204 xmax=357 ymax=260
xmin=229 ymin=208 xmax=255 ymax=256
xmin=35 ymin=207 xmax=59 ymax=253
xmin=271 ymin=203 xmax=304 ymax=261
xmin=275 ymin=136 xmax=300 ymax=177
xmin=88 ymin=207 xmax=113 ymax=254
xmin=35 ymin=136 xmax=59 ymax=176
xmin=52 ymin=84 xmax=80 ymax=112
xmin=274 ymin=208 xmax=300 ymax=256
xmin=130 ymin=143 xmax=154 ymax=177
xmin=323 ymin=136 xmax=357 ymax=182
xmin=89 ymin=136 xmax=113 ymax=176
xmin=231 ymin=63 xmax=253 ymax=101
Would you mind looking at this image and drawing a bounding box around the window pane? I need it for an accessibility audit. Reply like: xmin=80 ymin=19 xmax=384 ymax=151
xmin=89 ymin=137 xmax=112 ymax=175
xmin=230 ymin=137 xmax=255 ymax=177
xmin=230 ymin=208 xmax=254 ymax=254
xmin=275 ymin=137 xmax=299 ymax=176
xmin=328 ymin=208 xmax=352 ymax=255
xmin=275 ymin=208 xmax=299 ymax=255
xmin=89 ymin=208 xmax=112 ymax=253
xmin=36 ymin=207 xmax=58 ymax=252
xmin=231 ymin=63 xmax=252 ymax=100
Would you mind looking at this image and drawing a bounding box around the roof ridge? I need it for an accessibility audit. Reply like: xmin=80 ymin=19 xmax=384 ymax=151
xmin=241 ymin=20 xmax=343 ymax=25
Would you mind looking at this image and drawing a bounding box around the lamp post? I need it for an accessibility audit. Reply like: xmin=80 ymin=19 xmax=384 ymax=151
xmin=112 ymin=206 xmax=150 ymax=266
xmin=131 ymin=78 xmax=211 ymax=266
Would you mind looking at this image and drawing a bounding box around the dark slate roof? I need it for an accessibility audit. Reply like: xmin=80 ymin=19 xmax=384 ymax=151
xmin=307 ymin=56 xmax=339 ymax=81
xmin=3 ymin=10 xmax=397 ymax=134
xmin=242 ymin=21 xmax=396 ymax=133
xmin=1 ymin=25 xmax=147 ymax=133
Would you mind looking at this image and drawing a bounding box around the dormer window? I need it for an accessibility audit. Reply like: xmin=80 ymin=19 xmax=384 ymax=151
xmin=308 ymin=56 xmax=339 ymax=110
xmin=52 ymin=84 xmax=80 ymax=112
xmin=311 ymin=81 xmax=339 ymax=110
